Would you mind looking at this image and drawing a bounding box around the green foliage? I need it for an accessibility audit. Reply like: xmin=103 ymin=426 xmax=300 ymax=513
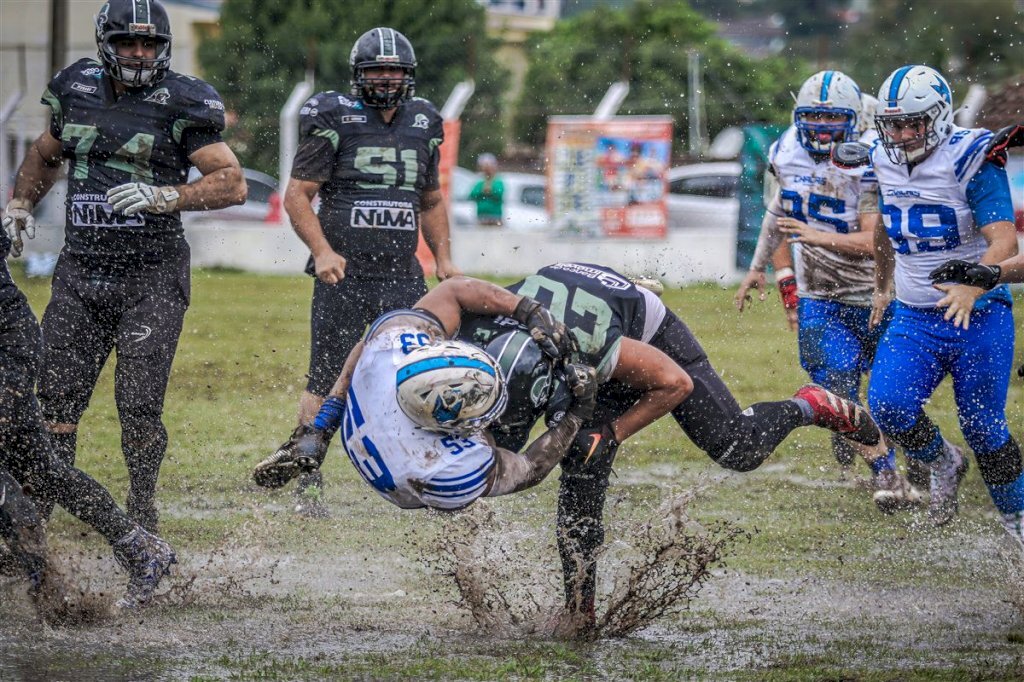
xmin=516 ymin=0 xmax=804 ymax=152
xmin=197 ymin=0 xmax=509 ymax=174
xmin=840 ymin=0 xmax=1024 ymax=92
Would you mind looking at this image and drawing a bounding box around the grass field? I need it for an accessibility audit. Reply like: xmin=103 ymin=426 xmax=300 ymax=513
xmin=2 ymin=267 xmax=1023 ymax=681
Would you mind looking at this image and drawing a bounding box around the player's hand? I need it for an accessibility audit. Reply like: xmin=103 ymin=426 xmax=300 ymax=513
xmin=869 ymin=289 xmax=893 ymax=329
xmin=572 ymin=423 xmax=618 ymax=468
xmin=784 ymin=306 xmax=799 ymax=332
xmin=106 ymin=183 xmax=180 ymax=216
xmin=513 ymin=295 xmax=574 ymax=360
xmin=984 ymin=123 xmax=1024 ymax=168
xmin=313 ymin=248 xmax=347 ymax=285
xmin=779 ymin=217 xmax=829 ymax=247
xmin=2 ymin=199 xmax=35 ymax=257
xmin=934 ymin=283 xmax=984 ymax=330
xmin=565 ymin=363 xmax=598 ymax=422
xmin=734 ymin=270 xmax=766 ymax=311
xmin=928 ymin=259 xmax=1001 ymax=290
xmin=434 ymin=259 xmax=461 ymax=281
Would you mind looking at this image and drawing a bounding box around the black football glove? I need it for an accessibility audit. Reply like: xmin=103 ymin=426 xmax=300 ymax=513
xmin=830 ymin=141 xmax=873 ymax=170
xmin=928 ymin=259 xmax=1001 ymax=290
xmin=572 ymin=423 xmax=619 ymax=468
xmin=564 ymin=363 xmax=598 ymax=422
xmin=512 ymin=296 xmax=575 ymax=361
xmin=253 ymin=424 xmax=331 ymax=489
xmin=984 ymin=123 xmax=1024 ymax=168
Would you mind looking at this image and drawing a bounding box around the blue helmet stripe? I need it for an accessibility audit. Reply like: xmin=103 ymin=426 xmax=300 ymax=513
xmin=888 ymin=66 xmax=914 ymax=107
xmin=819 ymin=71 xmax=834 ymax=102
xmin=397 ymin=356 xmax=495 ymax=387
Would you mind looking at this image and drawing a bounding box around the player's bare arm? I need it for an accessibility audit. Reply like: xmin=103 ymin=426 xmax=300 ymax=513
xmin=176 ymin=142 xmax=247 ymax=211
xmin=284 ymin=177 xmax=346 ymax=284
xmin=2 ymin=131 xmax=64 ymax=255
xmin=484 ymin=364 xmax=597 ymax=497
xmin=736 ymin=195 xmax=786 ymax=310
xmin=934 ymin=220 xmax=1019 ymax=329
xmin=605 ymin=338 xmax=693 ymax=442
xmin=419 ymin=187 xmax=460 ymax=280
xmin=777 ymin=214 xmax=875 ymax=257
xmin=870 ymin=216 xmax=896 ymax=329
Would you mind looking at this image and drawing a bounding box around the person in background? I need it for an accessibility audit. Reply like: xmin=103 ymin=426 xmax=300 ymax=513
xmin=469 ymin=153 xmax=504 ymax=226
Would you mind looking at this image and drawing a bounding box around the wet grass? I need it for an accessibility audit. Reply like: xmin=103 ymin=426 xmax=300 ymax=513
xmin=4 ymin=268 xmax=1024 ymax=680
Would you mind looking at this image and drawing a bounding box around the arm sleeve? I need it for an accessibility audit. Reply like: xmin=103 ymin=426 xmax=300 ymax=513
xmin=422 ymin=114 xmax=445 ymax=191
xmin=181 ymin=127 xmax=224 ymax=157
xmin=966 ymin=161 xmax=1015 ymax=227
xmin=40 ymin=79 xmax=64 ymax=139
xmin=749 ymin=194 xmax=786 ymax=271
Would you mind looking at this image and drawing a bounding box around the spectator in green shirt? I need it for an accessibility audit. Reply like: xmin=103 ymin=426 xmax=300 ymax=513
xmin=469 ymin=153 xmax=504 ymax=226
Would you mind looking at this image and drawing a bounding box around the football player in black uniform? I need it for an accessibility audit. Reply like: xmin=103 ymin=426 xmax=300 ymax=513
xmin=279 ymin=27 xmax=458 ymax=516
xmin=0 ymin=227 xmax=176 ymax=611
xmin=460 ymin=263 xmax=891 ymax=634
xmin=1 ymin=0 xmax=246 ymax=532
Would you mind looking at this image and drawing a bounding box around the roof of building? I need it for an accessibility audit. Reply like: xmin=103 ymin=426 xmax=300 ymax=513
xmin=977 ymin=76 xmax=1024 ymax=130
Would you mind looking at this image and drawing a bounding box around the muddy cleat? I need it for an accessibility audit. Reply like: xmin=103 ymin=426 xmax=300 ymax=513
xmin=793 ymin=384 xmax=881 ymax=446
xmin=872 ymin=469 xmax=923 ymax=514
xmin=112 ymin=527 xmax=176 ymax=609
xmin=928 ymin=440 xmax=968 ymax=527
xmin=1001 ymin=511 xmax=1024 ymax=552
xmin=253 ymin=424 xmax=330 ymax=489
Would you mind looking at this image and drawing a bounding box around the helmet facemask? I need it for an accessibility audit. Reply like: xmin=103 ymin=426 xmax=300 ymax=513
xmin=353 ymin=64 xmax=416 ymax=109
xmin=794 ymin=107 xmax=857 ymax=156
xmin=99 ymin=34 xmax=171 ymax=88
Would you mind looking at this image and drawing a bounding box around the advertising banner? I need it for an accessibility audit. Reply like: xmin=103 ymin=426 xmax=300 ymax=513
xmin=546 ymin=116 xmax=673 ymax=239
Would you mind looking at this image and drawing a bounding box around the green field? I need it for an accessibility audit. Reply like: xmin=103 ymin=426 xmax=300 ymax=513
xmin=3 ymin=267 xmax=1023 ymax=681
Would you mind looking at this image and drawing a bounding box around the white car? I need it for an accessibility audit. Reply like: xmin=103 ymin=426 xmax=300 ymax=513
xmin=666 ymin=161 xmax=741 ymax=230
xmin=450 ymin=169 xmax=548 ymax=232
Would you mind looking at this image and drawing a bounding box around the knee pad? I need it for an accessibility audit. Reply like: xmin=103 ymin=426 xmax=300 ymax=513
xmin=884 ymin=413 xmax=939 ymax=452
xmin=975 ymin=437 xmax=1023 ymax=487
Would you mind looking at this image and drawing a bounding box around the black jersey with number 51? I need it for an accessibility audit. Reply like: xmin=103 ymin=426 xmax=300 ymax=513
xmin=43 ymin=58 xmax=225 ymax=268
xmin=290 ymin=91 xmax=444 ymax=279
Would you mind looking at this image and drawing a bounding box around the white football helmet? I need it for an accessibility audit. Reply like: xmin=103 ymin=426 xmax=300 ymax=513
xmin=793 ymin=70 xmax=861 ymax=155
xmin=875 ymin=65 xmax=954 ymax=165
xmin=396 ymin=340 xmax=508 ymax=436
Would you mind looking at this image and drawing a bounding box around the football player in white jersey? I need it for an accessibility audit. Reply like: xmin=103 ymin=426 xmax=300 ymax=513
xmin=253 ymin=278 xmax=598 ymax=511
xmin=735 ymin=71 xmax=919 ymax=512
xmin=867 ymin=65 xmax=1022 ymax=547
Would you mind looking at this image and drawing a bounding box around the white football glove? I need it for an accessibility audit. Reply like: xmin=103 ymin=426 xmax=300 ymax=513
xmin=2 ymin=198 xmax=36 ymax=257
xmin=106 ymin=183 xmax=180 ymax=216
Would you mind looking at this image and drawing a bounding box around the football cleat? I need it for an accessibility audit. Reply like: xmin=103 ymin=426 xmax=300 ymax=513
xmin=253 ymin=424 xmax=330 ymax=489
xmin=792 ymin=384 xmax=881 ymax=446
xmin=871 ymin=468 xmax=923 ymax=515
xmin=927 ymin=440 xmax=968 ymax=527
xmin=112 ymin=527 xmax=176 ymax=609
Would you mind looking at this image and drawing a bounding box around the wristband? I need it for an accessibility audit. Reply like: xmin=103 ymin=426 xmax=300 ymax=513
xmin=313 ymin=396 xmax=346 ymax=436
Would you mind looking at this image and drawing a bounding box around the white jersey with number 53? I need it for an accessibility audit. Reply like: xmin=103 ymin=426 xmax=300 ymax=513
xmin=341 ymin=310 xmax=496 ymax=511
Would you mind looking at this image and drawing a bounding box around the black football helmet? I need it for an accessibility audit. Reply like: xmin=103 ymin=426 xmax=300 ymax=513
xmin=484 ymin=330 xmax=557 ymax=452
xmin=95 ymin=0 xmax=173 ymax=88
xmin=349 ymin=27 xmax=417 ymax=109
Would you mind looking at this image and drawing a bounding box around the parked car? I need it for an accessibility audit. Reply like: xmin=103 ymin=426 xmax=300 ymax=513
xmin=450 ymin=168 xmax=549 ymax=232
xmin=665 ymin=161 xmax=741 ymax=230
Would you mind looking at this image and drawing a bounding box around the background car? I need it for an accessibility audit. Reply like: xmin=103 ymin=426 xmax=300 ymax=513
xmin=450 ymin=168 xmax=549 ymax=232
xmin=666 ymin=161 xmax=741 ymax=230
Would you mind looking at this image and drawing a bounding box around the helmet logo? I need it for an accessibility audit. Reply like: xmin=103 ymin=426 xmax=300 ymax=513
xmin=129 ymin=22 xmax=157 ymax=35
xmin=530 ymin=375 xmax=551 ymax=407
xmin=931 ymin=78 xmax=951 ymax=104
xmin=432 ymin=392 xmax=464 ymax=424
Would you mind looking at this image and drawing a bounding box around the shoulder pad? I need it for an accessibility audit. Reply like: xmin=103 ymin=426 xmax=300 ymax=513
xmin=299 ymin=91 xmax=364 ymax=134
xmin=163 ymin=73 xmax=226 ymax=132
xmin=47 ymin=58 xmax=104 ymax=97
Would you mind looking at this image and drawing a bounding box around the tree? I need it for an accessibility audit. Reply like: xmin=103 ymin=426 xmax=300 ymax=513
xmin=839 ymin=0 xmax=1024 ymax=93
xmin=198 ymin=0 xmax=509 ymax=174
xmin=515 ymin=0 xmax=804 ymax=154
